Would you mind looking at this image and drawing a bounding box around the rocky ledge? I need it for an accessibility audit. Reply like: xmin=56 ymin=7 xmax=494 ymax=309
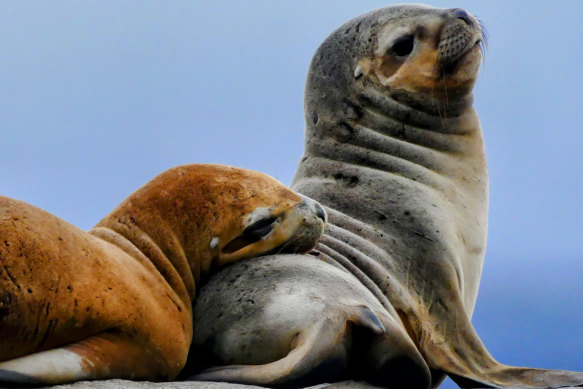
xmin=47 ymin=380 xmax=383 ymax=389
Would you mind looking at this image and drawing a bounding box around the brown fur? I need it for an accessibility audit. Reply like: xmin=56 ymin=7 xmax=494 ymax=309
xmin=0 ymin=164 xmax=325 ymax=384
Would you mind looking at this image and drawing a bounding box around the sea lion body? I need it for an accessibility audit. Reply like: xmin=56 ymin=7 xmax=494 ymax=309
xmin=193 ymin=255 xmax=431 ymax=388
xmin=192 ymin=6 xmax=583 ymax=388
xmin=0 ymin=164 xmax=326 ymax=385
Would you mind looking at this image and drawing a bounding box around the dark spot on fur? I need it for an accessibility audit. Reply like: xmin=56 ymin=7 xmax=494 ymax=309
xmin=332 ymin=172 xmax=360 ymax=187
xmin=335 ymin=122 xmax=355 ymax=142
xmin=374 ymin=211 xmax=388 ymax=221
xmin=342 ymin=98 xmax=363 ymax=120
xmin=311 ymin=111 xmax=319 ymax=125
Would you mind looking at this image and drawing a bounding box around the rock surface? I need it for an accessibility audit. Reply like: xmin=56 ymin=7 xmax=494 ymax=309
xmin=44 ymin=380 xmax=583 ymax=389
xmin=47 ymin=380 xmax=383 ymax=389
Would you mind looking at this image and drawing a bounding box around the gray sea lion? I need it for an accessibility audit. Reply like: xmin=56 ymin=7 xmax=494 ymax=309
xmin=0 ymin=164 xmax=326 ymax=385
xmin=190 ymin=5 xmax=583 ymax=388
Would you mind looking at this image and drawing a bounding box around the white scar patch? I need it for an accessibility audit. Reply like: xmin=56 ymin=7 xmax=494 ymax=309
xmin=354 ymin=65 xmax=364 ymax=79
xmin=210 ymin=237 xmax=220 ymax=250
xmin=0 ymin=348 xmax=91 ymax=384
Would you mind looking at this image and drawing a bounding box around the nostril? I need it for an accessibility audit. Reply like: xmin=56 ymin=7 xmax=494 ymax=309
xmin=453 ymin=8 xmax=472 ymax=26
xmin=315 ymin=204 xmax=327 ymax=223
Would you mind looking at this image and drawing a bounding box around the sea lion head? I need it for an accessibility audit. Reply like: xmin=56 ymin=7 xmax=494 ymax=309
xmin=304 ymin=5 xmax=486 ymax=127
xmin=140 ymin=164 xmax=325 ymax=269
xmin=206 ymin=166 xmax=327 ymax=266
xmin=356 ymin=7 xmax=484 ymax=98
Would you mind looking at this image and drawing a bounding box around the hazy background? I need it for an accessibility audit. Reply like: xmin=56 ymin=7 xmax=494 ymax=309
xmin=1 ymin=2 xmax=582 ymax=387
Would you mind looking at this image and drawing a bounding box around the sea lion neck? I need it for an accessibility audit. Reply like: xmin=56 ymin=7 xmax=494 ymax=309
xmin=89 ymin=171 xmax=205 ymax=306
xmin=89 ymin=165 xmax=246 ymax=306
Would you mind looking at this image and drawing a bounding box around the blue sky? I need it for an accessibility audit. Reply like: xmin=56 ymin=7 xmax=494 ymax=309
xmin=1 ymin=2 xmax=582 ymax=387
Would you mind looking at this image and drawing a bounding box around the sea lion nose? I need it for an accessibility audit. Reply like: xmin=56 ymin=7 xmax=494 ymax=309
xmin=452 ymin=8 xmax=472 ymax=26
xmin=315 ymin=204 xmax=327 ymax=223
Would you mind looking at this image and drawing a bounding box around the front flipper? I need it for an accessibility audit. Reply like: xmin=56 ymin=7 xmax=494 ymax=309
xmin=449 ymin=366 xmax=583 ymax=389
xmin=0 ymin=332 xmax=174 ymax=386
xmin=0 ymin=348 xmax=90 ymax=386
xmin=193 ymin=316 xmax=348 ymax=387
xmin=352 ymin=310 xmax=431 ymax=389
xmin=191 ymin=306 xmax=431 ymax=389
xmin=193 ymin=306 xmax=431 ymax=389
xmin=418 ymin=292 xmax=583 ymax=388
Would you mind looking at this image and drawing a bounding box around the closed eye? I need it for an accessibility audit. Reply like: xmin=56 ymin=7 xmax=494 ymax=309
xmin=221 ymin=216 xmax=278 ymax=254
xmin=244 ymin=216 xmax=278 ymax=239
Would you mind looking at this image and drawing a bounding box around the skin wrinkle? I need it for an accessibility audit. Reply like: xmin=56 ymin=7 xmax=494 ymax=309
xmin=302 ymin=146 xmax=446 ymax=194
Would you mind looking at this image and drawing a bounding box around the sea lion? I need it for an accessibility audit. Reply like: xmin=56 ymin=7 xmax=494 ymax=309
xmin=190 ymin=5 xmax=583 ymax=388
xmin=0 ymin=164 xmax=326 ymax=385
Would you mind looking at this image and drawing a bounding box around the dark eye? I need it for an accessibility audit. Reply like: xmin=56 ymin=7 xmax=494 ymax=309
xmin=391 ymin=35 xmax=415 ymax=57
xmin=222 ymin=216 xmax=278 ymax=254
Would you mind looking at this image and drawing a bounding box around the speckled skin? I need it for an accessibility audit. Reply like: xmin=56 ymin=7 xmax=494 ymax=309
xmin=0 ymin=164 xmax=325 ymax=385
xmin=191 ymin=6 xmax=583 ymax=389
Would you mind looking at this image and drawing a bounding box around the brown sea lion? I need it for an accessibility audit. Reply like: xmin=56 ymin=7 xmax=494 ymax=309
xmin=190 ymin=5 xmax=583 ymax=388
xmin=0 ymin=164 xmax=326 ymax=385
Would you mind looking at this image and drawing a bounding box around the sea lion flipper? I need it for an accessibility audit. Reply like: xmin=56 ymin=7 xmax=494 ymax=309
xmin=0 ymin=332 xmax=175 ymax=385
xmin=351 ymin=305 xmax=386 ymax=335
xmin=349 ymin=310 xmax=432 ymax=389
xmin=448 ymin=365 xmax=583 ymax=388
xmin=0 ymin=347 xmax=91 ymax=385
xmin=193 ymin=317 xmax=350 ymax=386
xmin=421 ymin=302 xmax=583 ymax=388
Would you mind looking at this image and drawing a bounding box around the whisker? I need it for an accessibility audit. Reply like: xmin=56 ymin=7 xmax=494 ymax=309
xmin=476 ymin=17 xmax=488 ymax=65
xmin=442 ymin=71 xmax=449 ymax=128
xmin=443 ymin=70 xmax=449 ymax=109
xmin=432 ymin=77 xmax=446 ymax=129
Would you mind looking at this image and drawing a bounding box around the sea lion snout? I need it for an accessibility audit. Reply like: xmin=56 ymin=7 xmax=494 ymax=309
xmin=262 ymin=195 xmax=327 ymax=256
xmin=438 ymin=8 xmax=484 ymax=71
